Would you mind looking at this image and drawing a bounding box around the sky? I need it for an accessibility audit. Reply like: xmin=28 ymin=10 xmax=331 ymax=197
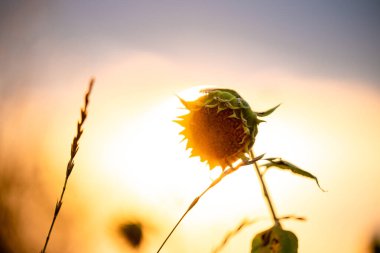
xmin=1 ymin=0 xmax=380 ymax=95
xmin=1 ymin=1 xmax=380 ymax=253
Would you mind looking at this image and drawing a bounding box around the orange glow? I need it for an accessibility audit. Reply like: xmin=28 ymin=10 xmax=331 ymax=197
xmin=1 ymin=55 xmax=380 ymax=253
xmin=2 ymin=1 xmax=380 ymax=252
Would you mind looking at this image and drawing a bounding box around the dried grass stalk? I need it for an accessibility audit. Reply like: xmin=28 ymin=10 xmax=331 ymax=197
xmin=40 ymin=78 xmax=94 ymax=253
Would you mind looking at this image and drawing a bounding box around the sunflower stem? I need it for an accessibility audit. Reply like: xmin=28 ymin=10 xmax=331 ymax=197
xmin=250 ymin=150 xmax=281 ymax=228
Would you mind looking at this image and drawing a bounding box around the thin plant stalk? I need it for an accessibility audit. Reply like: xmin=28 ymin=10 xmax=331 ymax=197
xmin=213 ymin=218 xmax=258 ymax=253
xmin=40 ymin=78 xmax=94 ymax=253
xmin=249 ymin=150 xmax=281 ymax=228
xmin=156 ymin=154 xmax=264 ymax=253
xmin=155 ymin=166 xmax=238 ymax=253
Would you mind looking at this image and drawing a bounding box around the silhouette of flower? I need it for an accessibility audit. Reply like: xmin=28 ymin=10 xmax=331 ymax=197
xmin=175 ymin=88 xmax=278 ymax=170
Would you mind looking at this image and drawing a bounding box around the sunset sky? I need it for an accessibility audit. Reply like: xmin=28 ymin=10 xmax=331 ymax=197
xmin=1 ymin=1 xmax=380 ymax=253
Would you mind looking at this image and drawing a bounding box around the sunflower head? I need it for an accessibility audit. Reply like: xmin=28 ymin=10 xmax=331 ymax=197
xmin=175 ymin=88 xmax=279 ymax=170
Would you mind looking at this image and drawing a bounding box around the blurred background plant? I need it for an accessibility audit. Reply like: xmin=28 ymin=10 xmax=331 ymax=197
xmin=0 ymin=159 xmax=30 ymax=253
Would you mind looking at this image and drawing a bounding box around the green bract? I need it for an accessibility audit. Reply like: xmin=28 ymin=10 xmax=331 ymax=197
xmin=175 ymin=88 xmax=279 ymax=170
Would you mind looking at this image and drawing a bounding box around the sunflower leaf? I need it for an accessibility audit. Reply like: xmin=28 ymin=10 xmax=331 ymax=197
xmin=251 ymin=225 xmax=298 ymax=253
xmin=262 ymin=158 xmax=326 ymax=192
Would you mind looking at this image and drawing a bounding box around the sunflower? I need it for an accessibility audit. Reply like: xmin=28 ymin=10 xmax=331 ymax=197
xmin=175 ymin=88 xmax=278 ymax=170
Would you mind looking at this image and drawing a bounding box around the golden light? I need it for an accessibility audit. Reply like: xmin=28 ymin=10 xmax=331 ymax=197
xmin=76 ymin=80 xmax=379 ymax=253
xmin=12 ymin=60 xmax=379 ymax=253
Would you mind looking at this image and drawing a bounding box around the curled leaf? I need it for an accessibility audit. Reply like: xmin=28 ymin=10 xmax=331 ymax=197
xmin=251 ymin=225 xmax=298 ymax=253
xmin=279 ymin=215 xmax=306 ymax=222
xmin=256 ymin=104 xmax=281 ymax=117
xmin=262 ymin=158 xmax=326 ymax=192
xmin=243 ymin=153 xmax=265 ymax=166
